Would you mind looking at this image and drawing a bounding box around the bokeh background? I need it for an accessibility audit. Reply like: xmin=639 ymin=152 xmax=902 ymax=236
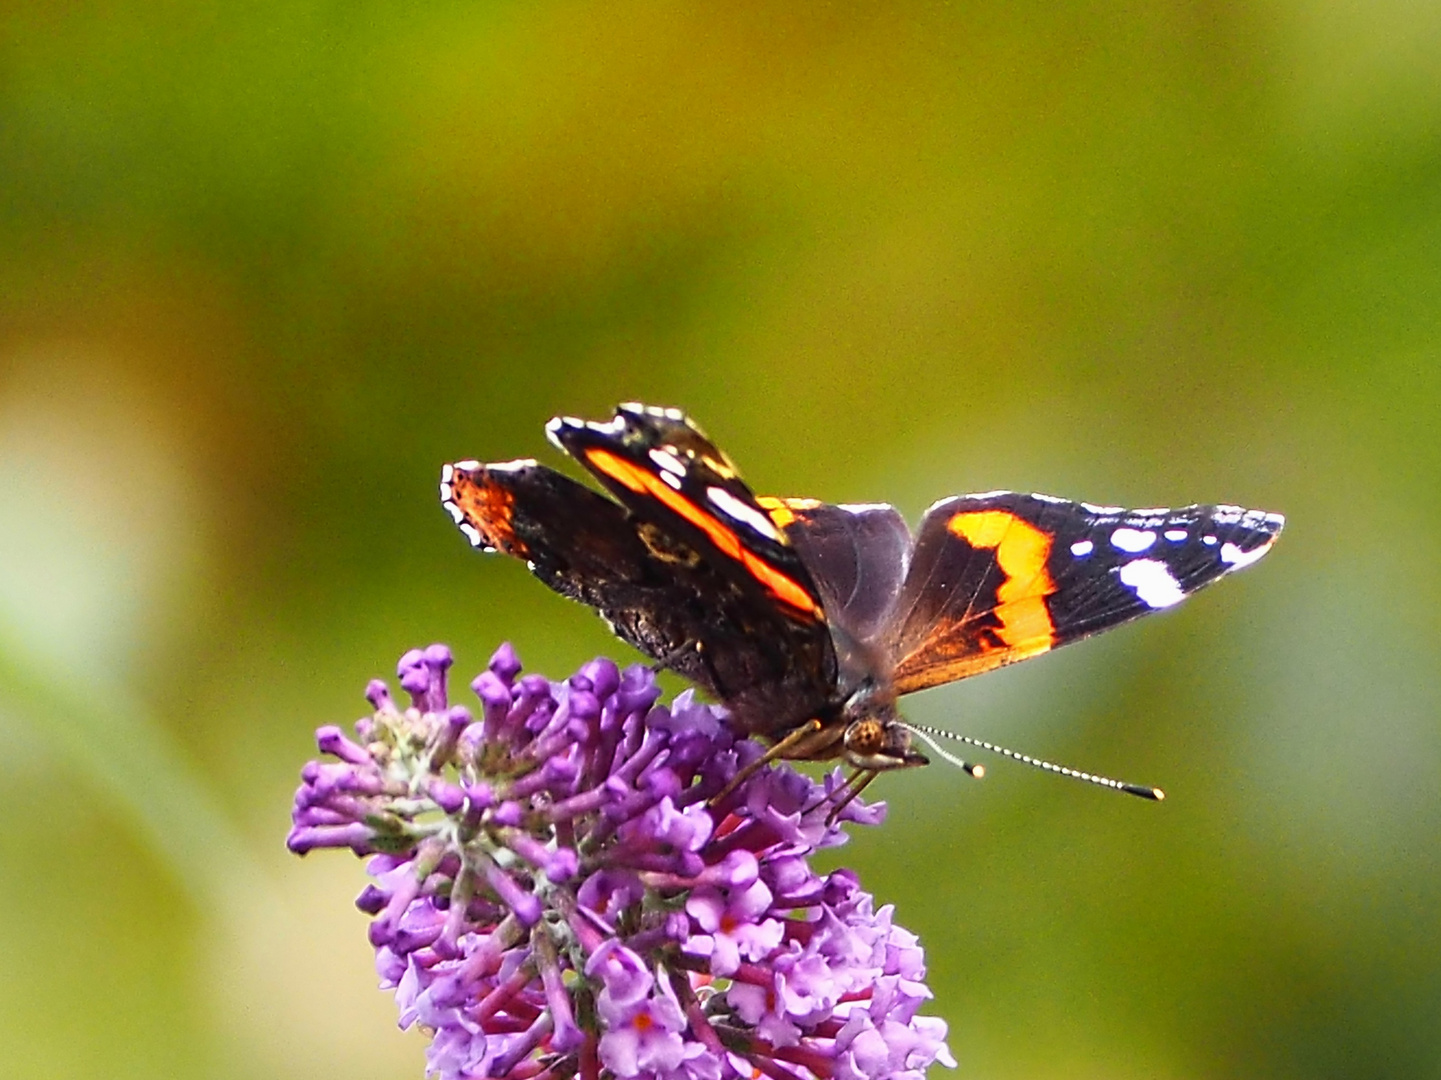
xmin=2 ymin=4 xmax=1438 ymax=1078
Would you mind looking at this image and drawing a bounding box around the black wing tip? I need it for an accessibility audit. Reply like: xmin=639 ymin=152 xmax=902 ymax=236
xmin=1210 ymin=503 xmax=1286 ymax=529
xmin=549 ymin=403 xmax=688 ymax=427
xmin=619 ymin=402 xmax=687 ymax=422
xmin=545 ymin=414 xmax=585 ymax=450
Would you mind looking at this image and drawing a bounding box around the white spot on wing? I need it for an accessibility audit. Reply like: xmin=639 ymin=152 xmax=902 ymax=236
xmin=660 ymin=470 xmax=682 ymax=490
xmin=1070 ymin=539 xmax=1094 ymax=557
xmin=1110 ymin=527 xmax=1157 ymax=553
xmin=445 ymin=502 xmax=465 ymax=524
xmin=1030 ymin=492 xmax=1069 ymax=504
xmin=1203 ymin=534 xmax=1218 ymax=545
xmin=1220 ymin=539 xmax=1274 ymax=570
xmin=706 ymin=486 xmax=781 ymax=541
xmin=837 ymin=502 xmax=894 ymax=514
xmin=454 ymin=459 xmax=481 ymax=470
xmin=1082 ymin=501 xmax=1125 ymax=515
xmin=460 ymin=523 xmax=483 ymax=547
xmin=1119 ymin=559 xmax=1186 ymax=608
xmin=649 ymin=448 xmax=686 ymax=476
xmin=1164 ymin=528 xmax=1188 ymax=542
xmin=486 ymin=458 xmax=536 ymax=472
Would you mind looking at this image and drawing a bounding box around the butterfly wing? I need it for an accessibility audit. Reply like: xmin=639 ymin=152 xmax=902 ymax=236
xmin=884 ymin=493 xmax=1284 ymax=695
xmin=757 ymin=497 xmax=912 ymax=646
xmin=547 ymin=404 xmax=830 ymax=626
xmin=448 ymin=405 xmax=839 ymax=736
xmin=544 ymin=405 xmax=839 ymax=736
xmin=441 ymin=458 xmax=723 ymax=693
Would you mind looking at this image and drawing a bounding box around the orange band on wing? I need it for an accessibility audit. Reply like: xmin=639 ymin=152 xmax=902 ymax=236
xmin=949 ymin=510 xmax=1056 ymax=652
xmin=586 ymin=449 xmax=821 ymax=617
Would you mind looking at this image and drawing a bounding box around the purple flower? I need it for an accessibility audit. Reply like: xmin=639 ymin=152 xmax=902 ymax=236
xmin=290 ymin=643 xmax=955 ymax=1080
xmin=684 ymin=881 xmax=785 ymax=976
xmin=597 ymin=977 xmax=689 ymax=1077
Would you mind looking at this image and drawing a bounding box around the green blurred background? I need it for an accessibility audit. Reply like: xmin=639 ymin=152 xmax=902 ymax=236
xmin=2 ymin=3 xmax=1438 ymax=1078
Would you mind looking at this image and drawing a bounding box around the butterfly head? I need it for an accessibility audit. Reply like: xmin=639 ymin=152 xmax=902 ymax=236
xmin=840 ymin=713 xmax=929 ymax=772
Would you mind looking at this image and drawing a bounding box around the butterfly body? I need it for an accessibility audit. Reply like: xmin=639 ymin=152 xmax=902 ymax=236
xmin=441 ymin=404 xmax=1283 ymax=781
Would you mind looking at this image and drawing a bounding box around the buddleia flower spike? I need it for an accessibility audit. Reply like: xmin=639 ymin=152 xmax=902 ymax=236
xmin=289 ymin=643 xmax=956 ymax=1080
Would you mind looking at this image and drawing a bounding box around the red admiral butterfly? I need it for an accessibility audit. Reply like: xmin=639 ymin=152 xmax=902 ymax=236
xmin=441 ymin=404 xmax=1282 ymax=800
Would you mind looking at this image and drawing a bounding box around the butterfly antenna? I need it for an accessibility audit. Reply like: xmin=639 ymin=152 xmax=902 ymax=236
xmin=902 ymin=723 xmax=1164 ymax=800
xmin=903 ymin=723 xmax=987 ymax=778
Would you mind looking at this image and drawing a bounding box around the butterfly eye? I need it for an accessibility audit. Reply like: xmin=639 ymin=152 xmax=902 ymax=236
xmin=841 ymin=718 xmax=928 ymax=772
xmin=844 ymin=718 xmax=884 ymax=755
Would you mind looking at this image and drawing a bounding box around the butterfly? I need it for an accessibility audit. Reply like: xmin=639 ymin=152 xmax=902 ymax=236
xmin=441 ymin=404 xmax=1283 ymax=799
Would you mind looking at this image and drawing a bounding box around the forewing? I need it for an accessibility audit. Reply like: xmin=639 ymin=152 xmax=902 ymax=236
xmin=441 ymin=447 xmax=836 ymax=736
xmin=885 ymin=492 xmax=1284 ymax=694
xmin=758 ymin=498 xmax=911 ymax=645
xmin=547 ymin=404 xmax=829 ymax=626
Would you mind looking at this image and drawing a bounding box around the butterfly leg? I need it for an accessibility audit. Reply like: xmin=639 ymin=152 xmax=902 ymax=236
xmin=708 ymin=719 xmax=825 ymax=807
xmin=649 ymin=640 xmax=728 ymax=698
xmin=649 ymin=639 xmax=700 ymax=674
xmin=824 ymin=768 xmax=879 ymax=825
